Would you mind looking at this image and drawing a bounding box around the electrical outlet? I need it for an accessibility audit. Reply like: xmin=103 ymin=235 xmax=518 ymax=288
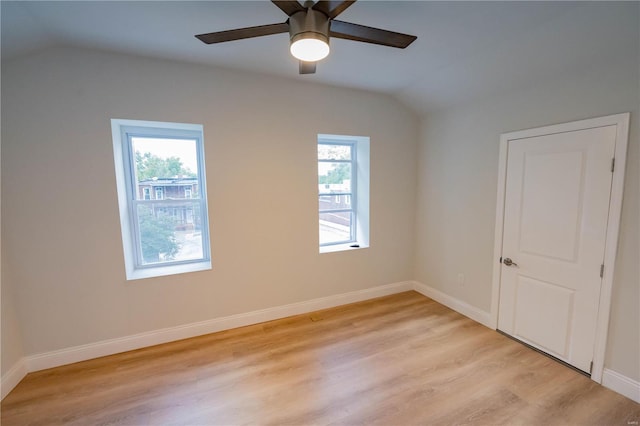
xmin=457 ymin=273 xmax=465 ymax=286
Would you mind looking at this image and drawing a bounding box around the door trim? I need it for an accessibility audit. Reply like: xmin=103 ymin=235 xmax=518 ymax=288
xmin=489 ymin=113 xmax=630 ymax=383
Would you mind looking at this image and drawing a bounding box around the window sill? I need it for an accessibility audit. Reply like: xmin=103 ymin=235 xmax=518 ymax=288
xmin=126 ymin=260 xmax=211 ymax=281
xmin=319 ymin=243 xmax=369 ymax=254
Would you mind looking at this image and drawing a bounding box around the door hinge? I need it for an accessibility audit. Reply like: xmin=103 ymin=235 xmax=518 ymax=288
xmin=600 ymin=264 xmax=605 ymax=278
xmin=611 ymin=158 xmax=615 ymax=173
xmin=589 ymin=361 xmax=593 ymax=374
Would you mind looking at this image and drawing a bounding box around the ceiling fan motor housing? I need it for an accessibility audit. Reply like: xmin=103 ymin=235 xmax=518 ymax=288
xmin=289 ymin=9 xmax=330 ymax=48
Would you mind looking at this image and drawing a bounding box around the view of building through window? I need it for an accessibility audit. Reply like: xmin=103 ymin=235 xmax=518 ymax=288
xmin=132 ymin=137 xmax=204 ymax=265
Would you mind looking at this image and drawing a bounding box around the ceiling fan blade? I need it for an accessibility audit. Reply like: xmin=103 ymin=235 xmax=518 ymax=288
xmin=312 ymin=1 xmax=356 ymax=19
xmin=271 ymin=1 xmax=306 ymax=16
xmin=330 ymin=20 xmax=417 ymax=48
xmin=196 ymin=22 xmax=289 ymax=44
xmin=299 ymin=61 xmax=316 ymax=74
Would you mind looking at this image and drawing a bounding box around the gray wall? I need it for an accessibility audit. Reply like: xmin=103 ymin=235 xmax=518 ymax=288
xmin=414 ymin=47 xmax=639 ymax=380
xmin=1 ymin=47 xmax=418 ymax=362
xmin=1 ymin=278 xmax=24 ymax=378
xmin=1 ymin=133 xmax=25 ymax=375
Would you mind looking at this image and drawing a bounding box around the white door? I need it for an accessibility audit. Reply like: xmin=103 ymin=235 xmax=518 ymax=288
xmin=497 ymin=125 xmax=616 ymax=373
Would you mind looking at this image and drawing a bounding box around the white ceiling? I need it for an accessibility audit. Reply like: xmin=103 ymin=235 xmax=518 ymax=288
xmin=2 ymin=1 xmax=637 ymax=113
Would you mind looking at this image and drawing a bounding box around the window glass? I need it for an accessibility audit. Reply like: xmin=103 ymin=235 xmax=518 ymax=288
xmin=318 ymin=144 xmax=351 ymax=160
xmin=318 ymin=142 xmax=355 ymax=246
xmin=319 ymin=212 xmax=353 ymax=245
xmin=318 ymin=162 xmax=352 ymax=193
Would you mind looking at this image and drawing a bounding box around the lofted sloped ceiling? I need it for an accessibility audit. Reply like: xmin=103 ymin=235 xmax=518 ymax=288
xmin=2 ymin=1 xmax=638 ymax=113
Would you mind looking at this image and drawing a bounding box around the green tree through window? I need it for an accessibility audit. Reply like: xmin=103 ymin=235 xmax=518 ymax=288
xmin=138 ymin=206 xmax=180 ymax=263
xmin=135 ymin=152 xmax=196 ymax=180
xmin=318 ymin=163 xmax=350 ymax=185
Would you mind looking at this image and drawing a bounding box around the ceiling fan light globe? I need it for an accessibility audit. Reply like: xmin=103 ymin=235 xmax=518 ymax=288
xmin=290 ymin=37 xmax=330 ymax=62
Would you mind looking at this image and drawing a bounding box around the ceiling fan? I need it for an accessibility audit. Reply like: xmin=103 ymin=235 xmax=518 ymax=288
xmin=195 ymin=0 xmax=417 ymax=75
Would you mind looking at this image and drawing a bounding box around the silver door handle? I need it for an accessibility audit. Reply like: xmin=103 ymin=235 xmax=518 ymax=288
xmin=503 ymin=257 xmax=518 ymax=267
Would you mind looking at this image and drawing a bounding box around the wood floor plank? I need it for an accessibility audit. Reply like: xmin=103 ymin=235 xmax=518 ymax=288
xmin=2 ymin=291 xmax=638 ymax=425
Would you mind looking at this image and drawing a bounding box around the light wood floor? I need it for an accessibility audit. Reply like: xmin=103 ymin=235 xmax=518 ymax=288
xmin=2 ymin=291 xmax=639 ymax=425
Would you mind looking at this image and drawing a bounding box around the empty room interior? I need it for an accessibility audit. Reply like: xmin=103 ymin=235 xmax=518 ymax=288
xmin=1 ymin=1 xmax=639 ymax=424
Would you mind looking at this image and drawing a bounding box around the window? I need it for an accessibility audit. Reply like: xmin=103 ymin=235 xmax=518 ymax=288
xmin=111 ymin=119 xmax=211 ymax=280
xmin=318 ymin=134 xmax=369 ymax=252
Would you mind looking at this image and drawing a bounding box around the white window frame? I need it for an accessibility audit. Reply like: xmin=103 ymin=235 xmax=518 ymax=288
xmin=318 ymin=134 xmax=369 ymax=253
xmin=112 ymin=119 xmax=212 ymax=280
xmin=318 ymin=140 xmax=357 ymax=246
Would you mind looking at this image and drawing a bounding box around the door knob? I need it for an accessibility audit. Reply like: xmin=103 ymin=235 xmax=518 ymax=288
xmin=503 ymin=257 xmax=518 ymax=267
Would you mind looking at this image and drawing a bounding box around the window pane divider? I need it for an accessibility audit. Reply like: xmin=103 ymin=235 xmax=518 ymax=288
xmin=319 ymin=208 xmax=353 ymax=214
xmin=318 ymin=159 xmax=352 ymax=163
xmin=131 ymin=199 xmax=202 ymax=205
xmin=319 ymin=192 xmax=352 ymax=197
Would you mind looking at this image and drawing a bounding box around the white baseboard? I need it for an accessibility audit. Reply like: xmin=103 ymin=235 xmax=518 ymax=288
xmin=4 ymin=281 xmax=637 ymax=406
xmin=412 ymin=281 xmax=493 ymax=328
xmin=602 ymin=368 xmax=640 ymax=403
xmin=1 ymin=357 xmax=28 ymax=400
xmin=25 ymin=281 xmax=413 ymax=373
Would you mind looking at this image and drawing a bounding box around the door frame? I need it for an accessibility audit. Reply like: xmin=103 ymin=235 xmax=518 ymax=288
xmin=489 ymin=113 xmax=630 ymax=383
